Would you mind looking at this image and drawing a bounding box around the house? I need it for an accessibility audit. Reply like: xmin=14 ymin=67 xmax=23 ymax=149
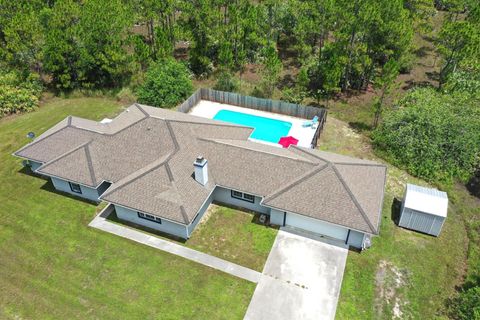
xmin=14 ymin=103 xmax=387 ymax=249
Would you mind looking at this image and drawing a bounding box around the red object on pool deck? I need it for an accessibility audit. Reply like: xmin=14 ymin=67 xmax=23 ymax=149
xmin=278 ymin=136 xmax=299 ymax=148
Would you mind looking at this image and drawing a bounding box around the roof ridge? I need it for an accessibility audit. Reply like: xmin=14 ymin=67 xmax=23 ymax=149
xmin=14 ymin=125 xmax=71 ymax=156
xmin=69 ymin=114 xmax=148 ymax=136
xmin=289 ymin=145 xmax=331 ymax=163
xmin=84 ymin=143 xmax=97 ymax=186
xmin=331 ymin=165 xmax=377 ymax=233
xmin=165 ymin=120 xmax=180 ymax=151
xmin=291 ymin=145 xmax=385 ymax=167
xmin=333 ymin=161 xmax=386 ymax=168
xmin=263 ymin=163 xmax=329 ymax=203
xmin=165 ymin=162 xmax=174 ymax=182
xmin=101 ymin=120 xmax=180 ymax=198
xmin=179 ymin=205 xmax=189 ymax=224
xmin=37 ymin=140 xmax=92 ymax=172
xmin=134 ymin=103 xmax=150 ymax=117
xmin=198 ymin=138 xmax=318 ymax=165
xmin=101 ymin=158 xmax=170 ymax=198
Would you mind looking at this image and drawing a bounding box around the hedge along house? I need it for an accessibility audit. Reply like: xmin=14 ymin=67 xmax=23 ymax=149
xmin=14 ymin=103 xmax=387 ymax=250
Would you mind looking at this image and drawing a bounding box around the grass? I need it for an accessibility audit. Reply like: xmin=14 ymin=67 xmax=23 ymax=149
xmin=187 ymin=205 xmax=278 ymax=272
xmin=106 ymin=204 xmax=278 ymax=272
xmin=0 ymin=97 xmax=255 ymax=319
xmin=319 ymin=117 xmax=473 ymax=319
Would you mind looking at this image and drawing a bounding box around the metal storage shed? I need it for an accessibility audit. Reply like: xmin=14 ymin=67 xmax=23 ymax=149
xmin=399 ymin=184 xmax=448 ymax=236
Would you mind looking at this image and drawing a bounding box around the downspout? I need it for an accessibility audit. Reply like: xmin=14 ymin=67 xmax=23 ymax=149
xmin=345 ymin=229 xmax=351 ymax=245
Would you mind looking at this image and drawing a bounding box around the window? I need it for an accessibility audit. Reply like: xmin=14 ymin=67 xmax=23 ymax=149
xmin=137 ymin=212 xmax=162 ymax=224
xmin=231 ymin=190 xmax=255 ymax=203
xmin=69 ymin=182 xmax=82 ymax=194
xmin=243 ymin=193 xmax=255 ymax=202
xmin=232 ymin=190 xmax=243 ymax=198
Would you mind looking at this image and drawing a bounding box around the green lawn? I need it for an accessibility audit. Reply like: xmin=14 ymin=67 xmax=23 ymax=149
xmin=320 ymin=117 xmax=471 ymax=319
xmin=107 ymin=204 xmax=278 ymax=272
xmin=0 ymin=98 xmax=255 ymax=319
xmin=187 ymin=205 xmax=278 ymax=272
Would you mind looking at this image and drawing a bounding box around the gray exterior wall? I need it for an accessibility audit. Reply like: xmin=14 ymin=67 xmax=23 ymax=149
xmin=29 ymin=160 xmax=43 ymax=172
xmin=213 ymin=187 xmax=269 ymax=214
xmin=187 ymin=190 xmax=215 ymax=237
xmin=399 ymin=207 xmax=445 ymax=236
xmin=346 ymin=230 xmax=365 ymax=249
xmin=115 ymin=205 xmax=188 ymax=239
xmin=51 ymin=177 xmax=101 ymax=202
xmin=270 ymin=208 xmax=285 ymax=226
xmin=271 ymin=207 xmax=366 ymax=249
xmin=96 ymin=181 xmax=112 ymax=197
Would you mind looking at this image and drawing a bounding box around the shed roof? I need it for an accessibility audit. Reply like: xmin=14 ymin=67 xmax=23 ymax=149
xmin=404 ymin=184 xmax=448 ymax=218
xmin=14 ymin=103 xmax=387 ymax=234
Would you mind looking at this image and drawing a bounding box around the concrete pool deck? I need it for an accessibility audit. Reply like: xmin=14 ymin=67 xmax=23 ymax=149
xmin=189 ymin=100 xmax=317 ymax=148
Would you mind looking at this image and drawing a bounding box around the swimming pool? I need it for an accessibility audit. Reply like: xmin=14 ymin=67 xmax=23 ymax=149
xmin=213 ymin=109 xmax=292 ymax=143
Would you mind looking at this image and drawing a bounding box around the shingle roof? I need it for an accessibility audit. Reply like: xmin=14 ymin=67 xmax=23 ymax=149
xmin=14 ymin=104 xmax=386 ymax=234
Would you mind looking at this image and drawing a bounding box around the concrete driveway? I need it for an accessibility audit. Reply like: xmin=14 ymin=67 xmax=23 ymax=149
xmin=244 ymin=228 xmax=348 ymax=320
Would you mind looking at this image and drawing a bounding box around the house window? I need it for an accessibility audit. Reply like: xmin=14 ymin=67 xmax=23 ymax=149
xmin=243 ymin=193 xmax=255 ymax=202
xmin=137 ymin=212 xmax=162 ymax=224
xmin=69 ymin=182 xmax=82 ymax=194
xmin=231 ymin=190 xmax=255 ymax=203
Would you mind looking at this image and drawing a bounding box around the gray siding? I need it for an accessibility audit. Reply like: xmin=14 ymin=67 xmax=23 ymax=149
xmin=270 ymin=208 xmax=285 ymax=226
xmin=399 ymin=207 xmax=445 ymax=236
xmin=96 ymin=181 xmax=112 ymax=197
xmin=29 ymin=160 xmax=43 ymax=172
xmin=115 ymin=205 xmax=188 ymax=239
xmin=347 ymin=230 xmax=365 ymax=249
xmin=213 ymin=187 xmax=269 ymax=214
xmin=187 ymin=190 xmax=215 ymax=237
xmin=51 ymin=177 xmax=100 ymax=202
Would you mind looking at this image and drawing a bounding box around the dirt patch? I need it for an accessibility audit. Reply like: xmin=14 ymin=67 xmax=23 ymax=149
xmin=195 ymin=203 xmax=218 ymax=229
xmin=375 ymin=260 xmax=410 ymax=319
xmin=239 ymin=63 xmax=262 ymax=83
xmin=318 ymin=116 xmax=374 ymax=158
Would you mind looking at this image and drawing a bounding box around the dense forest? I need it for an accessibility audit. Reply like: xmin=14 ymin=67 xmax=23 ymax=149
xmin=1 ymin=0 xmax=479 ymax=318
xmin=0 ymin=1 xmax=477 ymax=99
xmin=0 ymin=0 xmax=432 ymax=94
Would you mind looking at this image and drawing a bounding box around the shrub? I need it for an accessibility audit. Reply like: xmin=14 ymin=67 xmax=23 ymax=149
xmin=448 ymin=282 xmax=480 ymax=320
xmin=213 ymin=71 xmax=239 ymax=92
xmin=136 ymin=59 xmax=193 ymax=108
xmin=281 ymin=87 xmax=304 ymax=104
xmin=189 ymin=53 xmax=213 ymax=78
xmin=0 ymin=71 xmax=42 ymax=117
xmin=372 ymin=88 xmax=480 ymax=183
xmin=116 ymin=87 xmax=137 ymax=104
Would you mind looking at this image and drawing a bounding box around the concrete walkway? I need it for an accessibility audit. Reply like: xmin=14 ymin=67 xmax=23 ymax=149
xmin=244 ymin=229 xmax=348 ymax=320
xmin=89 ymin=215 xmax=261 ymax=283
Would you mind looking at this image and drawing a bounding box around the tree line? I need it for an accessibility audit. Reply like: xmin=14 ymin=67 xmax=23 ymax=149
xmin=0 ymin=0 xmax=425 ymax=94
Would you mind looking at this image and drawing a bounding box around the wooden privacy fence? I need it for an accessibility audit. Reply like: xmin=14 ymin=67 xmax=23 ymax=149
xmin=177 ymin=89 xmax=202 ymax=113
xmin=177 ymin=88 xmax=327 ymax=148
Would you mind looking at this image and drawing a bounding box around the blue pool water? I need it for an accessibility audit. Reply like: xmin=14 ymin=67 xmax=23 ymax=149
xmin=213 ymin=109 xmax=292 ymax=143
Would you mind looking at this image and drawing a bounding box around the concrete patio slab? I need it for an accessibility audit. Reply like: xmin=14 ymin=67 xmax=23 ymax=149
xmin=244 ymin=229 xmax=348 ymax=320
xmin=189 ymin=100 xmax=317 ymax=148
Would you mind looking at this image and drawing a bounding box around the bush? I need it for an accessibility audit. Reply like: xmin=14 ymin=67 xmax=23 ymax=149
xmin=136 ymin=59 xmax=193 ymax=108
xmin=0 ymin=71 xmax=42 ymax=117
xmin=116 ymin=87 xmax=137 ymax=104
xmin=281 ymin=87 xmax=302 ymax=104
xmin=213 ymin=72 xmax=239 ymax=92
xmin=448 ymin=282 xmax=480 ymax=320
xmin=189 ymin=53 xmax=213 ymax=78
xmin=372 ymin=88 xmax=480 ymax=183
